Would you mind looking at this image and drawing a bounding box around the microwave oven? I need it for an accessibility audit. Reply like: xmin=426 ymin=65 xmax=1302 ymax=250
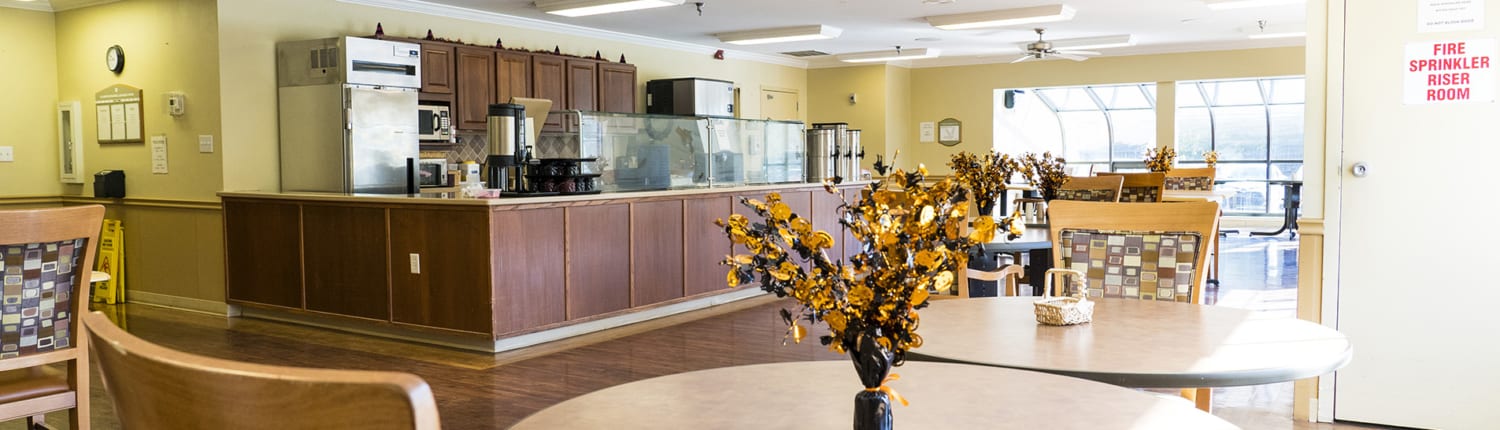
xmin=417 ymin=158 xmax=449 ymax=187
xmin=418 ymin=104 xmax=452 ymax=142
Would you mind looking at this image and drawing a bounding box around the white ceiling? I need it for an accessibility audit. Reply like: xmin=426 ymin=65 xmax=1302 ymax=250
xmin=420 ymin=0 xmax=1307 ymax=67
xmin=0 ymin=0 xmax=117 ymax=12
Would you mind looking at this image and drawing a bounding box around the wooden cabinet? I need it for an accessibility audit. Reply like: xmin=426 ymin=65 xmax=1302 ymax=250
xmin=454 ymin=46 xmax=495 ymax=131
xmin=811 ymin=190 xmax=846 ymax=263
xmin=223 ymin=200 xmax=303 ymax=309
xmin=531 ymin=54 xmax=567 ymax=111
xmin=495 ymin=51 xmax=531 ymax=104
xmin=390 ymin=208 xmax=494 ymax=333
xmin=565 ymin=59 xmax=599 ymax=111
xmin=598 ymin=62 xmax=637 ymax=113
xmin=419 ymin=42 xmax=455 ymax=100
xmin=565 ymin=204 xmax=631 ymax=319
xmin=302 ymin=205 xmax=390 ymax=321
xmin=493 ymin=208 xmax=568 ymax=335
xmin=684 ymin=196 xmax=733 ymax=296
xmin=631 ymin=201 xmax=684 ymax=306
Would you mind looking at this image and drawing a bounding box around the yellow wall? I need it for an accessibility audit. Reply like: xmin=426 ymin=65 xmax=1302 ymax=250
xmin=904 ymin=46 xmax=1306 ymax=172
xmin=216 ymin=0 xmax=810 ymax=192
xmin=55 ymin=0 xmax=223 ymax=200
xmin=808 ymin=65 xmax=915 ymax=174
xmin=0 ymin=9 xmax=61 ymax=197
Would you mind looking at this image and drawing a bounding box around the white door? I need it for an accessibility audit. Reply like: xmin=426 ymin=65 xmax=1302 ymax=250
xmin=1335 ymin=2 xmax=1500 ymax=428
xmin=761 ymin=89 xmax=800 ymax=121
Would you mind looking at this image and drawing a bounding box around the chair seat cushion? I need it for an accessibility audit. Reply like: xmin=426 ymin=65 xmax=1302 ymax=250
xmin=0 ymin=367 xmax=69 ymax=404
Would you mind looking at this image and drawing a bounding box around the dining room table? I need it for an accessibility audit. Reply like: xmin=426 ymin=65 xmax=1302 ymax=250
xmin=508 ymin=361 xmax=1239 ymax=429
xmin=908 ymin=297 xmax=1352 ymax=388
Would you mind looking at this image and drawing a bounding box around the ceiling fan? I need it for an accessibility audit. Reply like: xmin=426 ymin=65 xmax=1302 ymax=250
xmin=1010 ymin=28 xmax=1100 ymax=63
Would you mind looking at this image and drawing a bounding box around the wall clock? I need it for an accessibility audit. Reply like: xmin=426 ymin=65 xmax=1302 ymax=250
xmin=105 ymin=45 xmax=125 ymax=74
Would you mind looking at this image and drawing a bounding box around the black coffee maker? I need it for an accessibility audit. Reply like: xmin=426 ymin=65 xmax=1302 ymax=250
xmin=486 ymin=103 xmax=528 ymax=193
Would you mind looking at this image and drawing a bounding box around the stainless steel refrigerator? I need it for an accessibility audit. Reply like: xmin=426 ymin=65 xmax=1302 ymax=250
xmin=276 ymin=36 xmax=422 ymax=194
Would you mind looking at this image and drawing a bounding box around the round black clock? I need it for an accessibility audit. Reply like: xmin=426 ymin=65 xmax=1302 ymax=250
xmin=105 ymin=45 xmax=125 ymax=74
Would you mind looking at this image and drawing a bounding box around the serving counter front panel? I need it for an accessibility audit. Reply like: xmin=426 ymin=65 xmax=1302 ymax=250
xmin=221 ymin=183 xmax=862 ymax=346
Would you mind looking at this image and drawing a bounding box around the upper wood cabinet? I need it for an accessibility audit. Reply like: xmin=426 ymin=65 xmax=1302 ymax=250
xmin=419 ymin=42 xmax=455 ymax=99
xmin=565 ymin=59 xmax=599 ymax=111
xmin=531 ymin=54 xmax=567 ymax=111
xmin=495 ymin=50 xmax=531 ymax=104
xmin=454 ymin=46 xmax=496 ymax=131
xmin=598 ymin=62 xmax=637 ymax=113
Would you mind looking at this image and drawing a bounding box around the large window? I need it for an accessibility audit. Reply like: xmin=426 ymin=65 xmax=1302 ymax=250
xmin=995 ymin=83 xmax=1157 ymax=174
xmin=1176 ymin=77 xmax=1305 ymax=215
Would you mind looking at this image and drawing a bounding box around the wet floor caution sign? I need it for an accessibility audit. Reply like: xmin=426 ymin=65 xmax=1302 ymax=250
xmin=92 ymin=219 xmax=125 ymax=304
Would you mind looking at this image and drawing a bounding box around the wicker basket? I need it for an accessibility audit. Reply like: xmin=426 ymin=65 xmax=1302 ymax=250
xmin=1034 ymin=268 xmax=1093 ymax=326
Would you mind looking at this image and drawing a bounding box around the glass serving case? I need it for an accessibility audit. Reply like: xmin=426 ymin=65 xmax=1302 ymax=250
xmin=539 ymin=111 xmax=806 ymax=192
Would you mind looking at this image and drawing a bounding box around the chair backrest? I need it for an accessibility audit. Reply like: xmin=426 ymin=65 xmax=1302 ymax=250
xmin=0 ymin=205 xmax=103 ymax=361
xmin=1096 ymin=172 xmax=1166 ymax=202
xmin=1047 ymin=200 xmax=1220 ymax=304
xmin=82 ymin=311 xmax=442 ymax=430
xmin=1055 ymin=175 xmax=1123 ymax=202
xmin=1164 ymin=167 xmax=1216 ymax=191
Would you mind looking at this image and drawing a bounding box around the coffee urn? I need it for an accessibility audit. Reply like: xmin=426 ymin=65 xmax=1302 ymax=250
xmin=810 ymin=123 xmax=849 ymax=180
xmin=846 ymin=129 xmax=864 ymax=179
xmin=486 ymin=103 xmax=527 ymax=192
xmin=805 ymin=128 xmax=838 ymax=182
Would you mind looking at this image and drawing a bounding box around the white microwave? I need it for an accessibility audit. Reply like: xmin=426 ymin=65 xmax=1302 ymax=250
xmin=418 ymin=104 xmax=452 ymax=142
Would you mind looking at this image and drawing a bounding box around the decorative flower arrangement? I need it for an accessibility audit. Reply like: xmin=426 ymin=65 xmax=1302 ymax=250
xmin=1019 ymin=151 xmax=1070 ymax=201
xmin=716 ymin=158 xmax=1018 ymax=430
xmin=947 ymin=151 xmax=1020 ymax=217
xmin=1203 ymin=150 xmax=1219 ymax=167
xmin=1145 ymin=146 xmax=1177 ymax=172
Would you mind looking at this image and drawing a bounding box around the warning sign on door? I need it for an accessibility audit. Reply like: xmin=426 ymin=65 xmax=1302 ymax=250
xmin=1404 ymin=39 xmax=1496 ymax=104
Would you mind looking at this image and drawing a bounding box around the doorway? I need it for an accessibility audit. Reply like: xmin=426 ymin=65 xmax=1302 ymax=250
xmin=760 ymin=88 xmax=799 ymax=121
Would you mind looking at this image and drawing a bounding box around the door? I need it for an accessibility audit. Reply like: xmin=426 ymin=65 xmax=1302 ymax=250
xmin=1334 ymin=2 xmax=1500 ymax=428
xmin=598 ymin=62 xmax=637 ymax=113
xmin=761 ymin=88 xmax=799 ymax=121
xmin=566 ymin=59 xmax=599 ymax=111
xmin=496 ymin=50 xmax=531 ymax=103
xmin=531 ymin=54 xmax=567 ymax=110
xmin=454 ymin=46 xmax=495 ymax=131
xmin=346 ymin=86 xmax=419 ymax=194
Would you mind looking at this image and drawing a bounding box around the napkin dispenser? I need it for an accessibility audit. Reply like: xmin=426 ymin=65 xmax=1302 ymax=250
xmin=94 ymin=170 xmax=126 ymax=198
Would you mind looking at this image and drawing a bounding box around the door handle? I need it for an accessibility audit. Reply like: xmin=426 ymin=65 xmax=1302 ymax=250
xmin=1351 ymin=162 xmax=1370 ymax=177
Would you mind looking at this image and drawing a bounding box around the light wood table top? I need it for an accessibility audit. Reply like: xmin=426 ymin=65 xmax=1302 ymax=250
xmin=509 ymin=361 xmax=1237 ymax=430
xmin=910 ymin=298 xmax=1351 ymax=388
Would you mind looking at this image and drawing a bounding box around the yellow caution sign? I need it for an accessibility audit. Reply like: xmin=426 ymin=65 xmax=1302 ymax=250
xmin=93 ymin=219 xmax=126 ymax=304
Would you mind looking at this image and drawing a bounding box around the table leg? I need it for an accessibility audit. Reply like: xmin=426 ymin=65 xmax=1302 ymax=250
xmin=1252 ymin=182 xmax=1302 ymax=237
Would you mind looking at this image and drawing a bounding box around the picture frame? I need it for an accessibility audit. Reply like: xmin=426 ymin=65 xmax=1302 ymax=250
xmin=58 ymin=101 xmax=85 ymax=184
xmin=938 ymin=118 xmax=962 ymax=146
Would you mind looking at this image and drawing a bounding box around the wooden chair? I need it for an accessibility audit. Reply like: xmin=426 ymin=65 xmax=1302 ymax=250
xmin=82 ymin=311 xmax=441 ymax=430
xmin=961 ymin=254 xmax=1025 ymax=298
xmin=1054 ymin=175 xmax=1124 ymax=202
xmin=1046 ymin=200 xmax=1220 ymax=411
xmin=1095 ymin=172 xmax=1167 ymax=202
xmin=0 ymin=205 xmax=103 ymax=430
xmin=1164 ymin=167 xmax=1217 ymax=191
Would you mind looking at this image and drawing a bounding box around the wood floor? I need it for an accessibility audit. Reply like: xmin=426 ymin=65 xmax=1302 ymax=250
xmin=13 ymin=234 xmax=1393 ymax=430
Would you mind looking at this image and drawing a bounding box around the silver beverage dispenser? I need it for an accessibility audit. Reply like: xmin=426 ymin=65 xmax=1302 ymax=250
xmin=486 ymin=103 xmax=526 ymax=192
xmin=805 ymin=127 xmax=838 ymax=182
xmin=846 ymin=129 xmax=863 ymax=180
xmin=811 ymin=123 xmax=849 ymax=180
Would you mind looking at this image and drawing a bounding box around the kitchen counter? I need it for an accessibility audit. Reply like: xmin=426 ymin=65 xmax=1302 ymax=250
xmin=220 ymin=181 xmax=866 ymax=352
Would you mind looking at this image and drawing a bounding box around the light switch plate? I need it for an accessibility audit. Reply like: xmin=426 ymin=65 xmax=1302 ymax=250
xmin=408 ymin=253 xmax=421 ymax=274
xmin=0 ymin=146 xmax=12 ymax=162
xmin=198 ymin=135 xmax=214 ymax=153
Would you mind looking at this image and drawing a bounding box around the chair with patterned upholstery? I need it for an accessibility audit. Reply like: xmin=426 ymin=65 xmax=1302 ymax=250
xmin=0 ymin=205 xmax=104 ymax=430
xmin=82 ymin=311 xmax=441 ymax=430
xmin=1047 ymin=200 xmax=1220 ymax=411
xmin=1164 ymin=167 xmax=1217 ymax=191
xmin=1095 ymin=172 xmax=1167 ymax=202
xmin=1054 ymin=175 xmax=1124 ymax=202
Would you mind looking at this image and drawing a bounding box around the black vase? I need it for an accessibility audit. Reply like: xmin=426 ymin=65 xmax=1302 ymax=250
xmin=976 ymin=199 xmax=996 ymax=218
xmin=850 ymin=335 xmax=894 ymax=430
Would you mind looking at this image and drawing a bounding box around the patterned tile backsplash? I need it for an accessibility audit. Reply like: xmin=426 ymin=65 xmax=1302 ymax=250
xmin=422 ymin=132 xmax=489 ymax=166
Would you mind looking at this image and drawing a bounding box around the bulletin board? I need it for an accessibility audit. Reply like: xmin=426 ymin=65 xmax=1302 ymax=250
xmin=95 ymin=84 xmax=143 ymax=143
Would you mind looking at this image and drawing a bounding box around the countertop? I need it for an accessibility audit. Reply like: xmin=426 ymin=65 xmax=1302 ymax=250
xmin=219 ymin=181 xmax=869 ymax=207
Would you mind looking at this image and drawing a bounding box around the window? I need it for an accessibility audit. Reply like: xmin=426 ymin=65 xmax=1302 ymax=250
xmin=994 ymin=83 xmax=1156 ymax=173
xmin=1176 ymin=77 xmax=1306 ymax=216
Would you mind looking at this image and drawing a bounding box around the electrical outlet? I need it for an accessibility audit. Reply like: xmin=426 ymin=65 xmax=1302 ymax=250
xmin=0 ymin=146 xmax=11 ymax=162
xmin=408 ymin=253 xmax=421 ymax=274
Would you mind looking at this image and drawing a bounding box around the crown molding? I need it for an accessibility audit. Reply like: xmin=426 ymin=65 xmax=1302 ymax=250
xmin=339 ymin=0 xmax=808 ymax=68
xmin=0 ymin=2 xmax=54 ymax=12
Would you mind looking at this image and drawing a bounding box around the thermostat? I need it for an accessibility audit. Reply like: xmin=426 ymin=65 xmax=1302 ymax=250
xmin=166 ymin=92 xmax=186 ymax=117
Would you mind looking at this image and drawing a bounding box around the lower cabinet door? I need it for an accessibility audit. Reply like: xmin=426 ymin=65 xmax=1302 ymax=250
xmin=390 ymin=208 xmax=494 ymax=333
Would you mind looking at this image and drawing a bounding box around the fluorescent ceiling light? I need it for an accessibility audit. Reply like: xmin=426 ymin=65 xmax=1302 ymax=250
xmin=1049 ymin=34 xmax=1135 ymax=50
xmin=536 ymin=0 xmax=685 ymax=17
xmin=1248 ymin=31 xmax=1305 ymax=39
xmin=1204 ymin=0 xmax=1303 ymax=10
xmin=837 ymin=48 xmax=941 ymax=63
xmin=925 ymin=4 xmax=1076 ymax=30
xmin=716 ymin=25 xmax=842 ymax=45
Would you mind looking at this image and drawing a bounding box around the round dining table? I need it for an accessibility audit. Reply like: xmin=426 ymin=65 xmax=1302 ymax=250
xmin=909 ymin=297 xmax=1352 ymax=388
xmin=509 ymin=361 xmax=1238 ymax=429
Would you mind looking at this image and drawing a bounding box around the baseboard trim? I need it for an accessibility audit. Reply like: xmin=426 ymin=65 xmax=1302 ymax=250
xmin=126 ymin=290 xmax=237 ymax=316
xmin=239 ymin=287 xmax=769 ymax=353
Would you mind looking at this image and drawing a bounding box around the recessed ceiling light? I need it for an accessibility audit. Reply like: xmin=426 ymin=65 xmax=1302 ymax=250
xmin=924 ymin=4 xmax=1076 ymax=31
xmin=536 ymin=0 xmax=685 ymax=17
xmin=716 ymin=25 xmax=843 ymax=45
xmin=1048 ymin=34 xmax=1135 ymax=50
xmin=837 ymin=48 xmax=941 ymax=63
xmin=1204 ymin=0 xmax=1303 ymax=10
